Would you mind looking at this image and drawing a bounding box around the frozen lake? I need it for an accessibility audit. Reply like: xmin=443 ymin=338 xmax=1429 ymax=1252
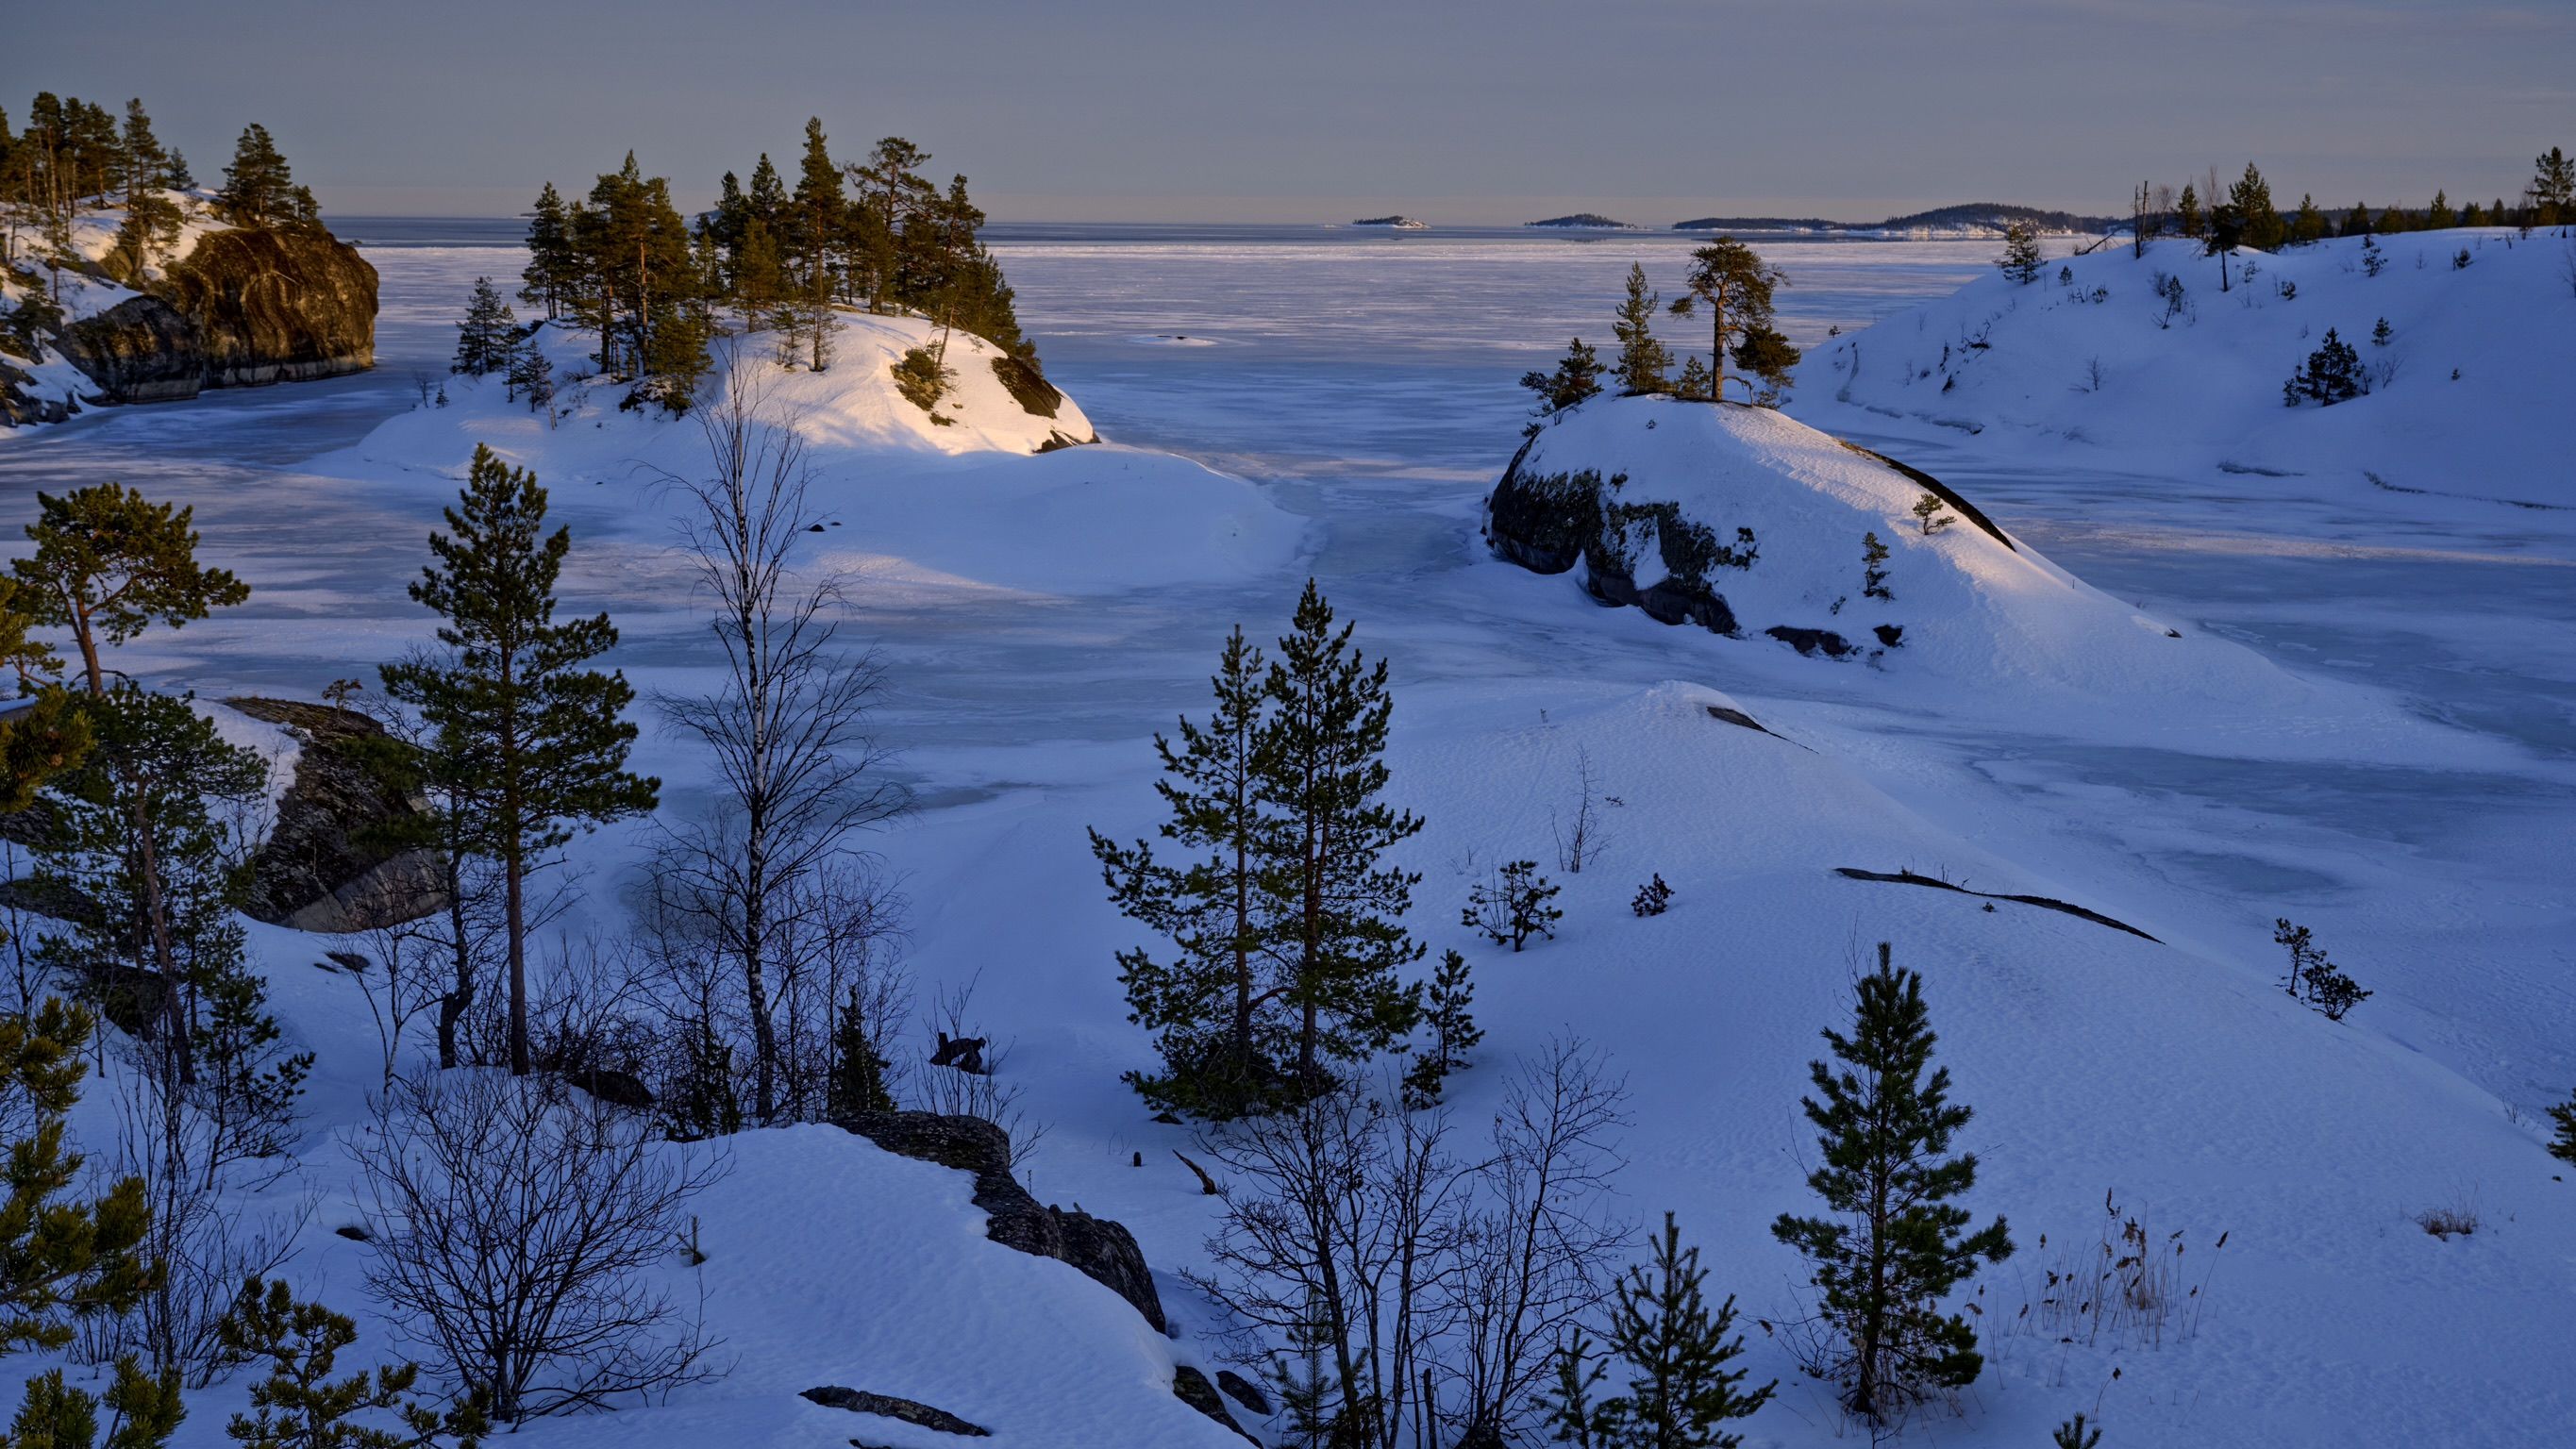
xmin=2 ymin=223 xmax=2568 ymax=1116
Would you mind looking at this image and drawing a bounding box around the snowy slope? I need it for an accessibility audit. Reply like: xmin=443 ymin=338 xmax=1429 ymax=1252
xmin=1798 ymin=231 xmax=2576 ymax=508
xmin=319 ymin=311 xmax=1306 ymax=597
xmin=1490 ymin=394 xmax=2406 ymax=716
xmin=0 ymin=189 xmax=232 ymax=423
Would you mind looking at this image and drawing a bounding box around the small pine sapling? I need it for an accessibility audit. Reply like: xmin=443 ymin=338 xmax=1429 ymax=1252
xmin=2274 ymin=918 xmax=2370 ymax=1021
xmin=2053 ymin=1413 xmax=2104 ymax=1449
xmin=1996 ymin=223 xmax=2044 ymax=285
xmin=1402 ymin=950 xmax=1482 ymax=1106
xmin=2370 ymin=316 xmax=2393 ymax=347
xmin=1910 ymin=492 xmax=1951 ymax=536
xmin=1862 ymin=532 xmax=1892 ymax=601
xmin=1464 ymin=860 xmax=1562 ymax=951
xmin=1543 ymin=1213 xmax=1775 ymax=1449
xmin=2362 ymin=235 xmax=2386 ymax=276
xmin=1631 ymin=874 xmax=1673 ymax=918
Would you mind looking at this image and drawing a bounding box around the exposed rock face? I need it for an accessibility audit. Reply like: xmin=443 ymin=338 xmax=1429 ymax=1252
xmin=53 ymin=225 xmax=376 ymax=408
xmin=837 ymin=1110 xmax=1169 ymax=1334
xmin=59 ymin=296 xmax=204 ymax=402
xmin=1172 ymin=1366 xmax=1256 ymax=1441
xmin=800 ymin=1386 xmax=990 ymax=1437
xmin=226 ymin=698 xmax=445 ymax=934
xmin=0 ymin=358 xmax=76 ymax=426
xmin=1483 ymin=440 xmax=1748 ymax=636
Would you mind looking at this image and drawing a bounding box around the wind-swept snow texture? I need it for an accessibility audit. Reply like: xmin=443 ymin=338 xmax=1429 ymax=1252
xmin=1801 ymin=231 xmax=2574 ymax=509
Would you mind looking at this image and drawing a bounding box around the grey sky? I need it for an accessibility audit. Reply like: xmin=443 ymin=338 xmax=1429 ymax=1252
xmin=9 ymin=0 xmax=2571 ymax=222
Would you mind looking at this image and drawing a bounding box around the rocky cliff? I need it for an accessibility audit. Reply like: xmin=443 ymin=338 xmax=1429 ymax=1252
xmin=45 ymin=225 xmax=377 ymax=410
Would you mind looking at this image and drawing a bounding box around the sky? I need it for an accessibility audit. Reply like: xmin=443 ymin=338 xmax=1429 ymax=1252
xmin=8 ymin=0 xmax=2573 ymax=223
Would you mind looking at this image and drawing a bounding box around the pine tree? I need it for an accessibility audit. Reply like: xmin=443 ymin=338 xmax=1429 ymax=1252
xmin=379 ymin=446 xmax=659 ymax=1075
xmin=1261 ymin=581 xmax=1424 ymax=1092
xmin=1673 ymin=355 xmax=1713 ymax=402
xmin=1521 ymin=338 xmax=1605 ymax=415
xmin=215 ymin=124 xmax=297 ymax=226
xmin=109 ymin=99 xmax=178 ymax=280
xmin=2284 ymin=328 xmax=2363 ymax=406
xmin=787 ymin=119 xmax=845 ymax=371
xmin=13 ymin=483 xmax=250 ymax=696
xmin=1861 ymin=531 xmax=1891 ymax=601
xmin=518 ymin=183 xmax=576 ymax=321
xmin=2342 ymin=201 xmax=2373 ymax=238
xmin=1996 ymin=223 xmax=2044 ymax=284
xmin=2053 ymin=1414 xmax=2104 ymax=1449
xmin=825 ymin=987 xmax=896 ymax=1118
xmin=2546 ymin=1091 xmax=2576 ymax=1165
xmin=1544 ymin=1214 xmax=1774 ymax=1449
xmin=160 ymin=148 xmax=194 ymax=192
xmin=2528 ymin=146 xmax=2574 ymax=228
xmin=451 ymin=276 xmax=518 ymax=377
xmin=216 ymin=1277 xmax=486 ymax=1448
xmin=2424 ymin=190 xmax=2455 ymax=230
xmin=2289 ymin=193 xmax=2326 ymax=245
xmin=2458 ymin=199 xmax=2488 ymax=227
xmin=1400 ymin=949 xmax=1480 ymax=1107
xmin=1729 ymin=325 xmax=1801 ymax=407
xmin=2175 ymin=184 xmax=2202 ymax=238
xmin=1091 ymin=625 xmax=1289 ymax=1118
xmin=1611 ymin=264 xmax=1672 ymax=394
xmin=1668 ymin=237 xmax=1786 ymax=405
xmin=1772 ymin=942 xmax=2012 ymax=1421
xmin=2229 ymin=162 xmax=2283 ymax=250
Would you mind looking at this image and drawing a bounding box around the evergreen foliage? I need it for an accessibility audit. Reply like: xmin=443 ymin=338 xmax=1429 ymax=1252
xmin=890 ymin=346 xmax=951 ymax=418
xmin=2228 ymin=162 xmax=2284 ymax=250
xmin=216 ymin=1277 xmax=486 ymax=1448
xmin=2547 ymin=1091 xmax=2576 ymax=1166
xmin=1463 ymin=859 xmax=1562 ymax=951
xmin=2053 ymin=1413 xmax=2104 ymax=1449
xmin=1672 ymin=355 xmax=1713 ymax=403
xmin=450 ymin=278 xmax=517 ymax=378
xmin=1772 ymin=942 xmax=2012 ymax=1421
xmin=1611 ymin=264 xmax=1671 ymax=394
xmin=1521 ymin=338 xmax=1605 ymax=416
xmin=214 ymin=124 xmax=313 ymax=227
xmin=2529 ymin=146 xmax=2574 ymax=227
xmin=2271 ymin=918 xmax=2369 ymax=1021
xmin=13 ymin=484 xmax=250 ymax=696
xmin=1861 ymin=531 xmax=1892 ymax=601
xmin=2175 ymin=184 xmax=2202 ymax=238
xmin=2283 ymin=329 xmax=2363 ymax=407
xmin=1631 ymin=874 xmax=1672 ymax=917
xmin=825 ymin=987 xmax=896 ymax=1118
xmin=1542 ymin=1213 xmax=1774 ymax=1449
xmin=1668 ymin=238 xmax=1790 ymax=404
xmin=2289 ymin=193 xmax=2326 ymax=245
xmin=1260 ymin=580 xmax=1425 ymax=1091
xmin=1910 ymin=492 xmax=1951 ymax=536
xmin=379 ymin=446 xmax=658 ymax=1076
xmin=1400 ymin=949 xmax=1480 ymax=1107
xmin=1996 ymin=223 xmax=2044 ymax=285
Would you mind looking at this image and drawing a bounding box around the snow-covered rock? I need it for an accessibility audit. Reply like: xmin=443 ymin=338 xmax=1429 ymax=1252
xmin=1798 ymin=231 xmax=2575 ymax=508
xmin=322 ymin=311 xmax=1306 ymax=597
xmin=1483 ymin=394 xmax=2310 ymax=704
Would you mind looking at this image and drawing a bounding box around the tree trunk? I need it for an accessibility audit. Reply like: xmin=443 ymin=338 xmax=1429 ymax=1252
xmin=505 ymin=847 xmax=528 ymax=1075
xmin=436 ymin=849 xmax=471 ymax=1069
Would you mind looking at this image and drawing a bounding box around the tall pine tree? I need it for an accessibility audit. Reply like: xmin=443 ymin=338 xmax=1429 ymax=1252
xmin=1258 ymin=580 xmax=1423 ymax=1092
xmin=379 ymin=446 xmax=658 ymax=1075
xmin=1667 ymin=238 xmax=1786 ymax=406
xmin=1611 ymin=263 xmax=1672 ymax=395
xmin=1091 ymin=625 xmax=1289 ymax=1118
xmin=1771 ymin=942 xmax=2011 ymax=1421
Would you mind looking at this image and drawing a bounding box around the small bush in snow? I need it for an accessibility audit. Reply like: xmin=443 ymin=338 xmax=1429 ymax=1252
xmin=1996 ymin=223 xmax=2044 ymax=285
xmin=2152 ymin=272 xmax=2188 ymax=327
xmin=2452 ymin=247 xmax=2472 ymax=270
xmin=2054 ymin=1414 xmax=2104 ymax=1449
xmin=2273 ymin=918 xmax=2371 ymax=1020
xmin=1465 ymin=860 xmax=1562 ymax=951
xmin=2282 ymin=330 xmax=2363 ymax=407
xmin=1910 ymin=492 xmax=1952 ymax=536
xmin=2362 ymin=235 xmax=2386 ymax=276
xmin=892 ymin=345 xmax=955 ymax=421
xmin=2414 ymin=1194 xmax=2479 ymax=1241
xmin=1631 ymin=874 xmax=1673 ymax=917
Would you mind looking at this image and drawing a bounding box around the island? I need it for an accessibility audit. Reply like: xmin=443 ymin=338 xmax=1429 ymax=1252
xmin=1671 ymin=202 xmax=2116 ymax=237
xmin=1350 ymin=215 xmax=1430 ymax=229
xmin=1527 ymin=213 xmax=1636 ymax=229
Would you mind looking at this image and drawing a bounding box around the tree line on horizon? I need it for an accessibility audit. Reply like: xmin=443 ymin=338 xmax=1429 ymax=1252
xmin=2122 ymin=148 xmax=2574 ymax=257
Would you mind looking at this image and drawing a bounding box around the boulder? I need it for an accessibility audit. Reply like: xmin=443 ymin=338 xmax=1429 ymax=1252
xmin=836 ymin=1110 xmax=1169 ymax=1334
xmin=49 ymin=225 xmax=376 ymax=409
xmin=1214 ymin=1370 xmax=1271 ymax=1416
xmin=226 ymin=698 xmax=445 ymax=933
xmin=156 ymin=226 xmax=377 ymax=388
xmin=59 ymin=296 xmax=204 ymax=402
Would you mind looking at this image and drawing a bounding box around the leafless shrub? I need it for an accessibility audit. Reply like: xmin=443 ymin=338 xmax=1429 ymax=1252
xmin=1552 ymin=746 xmax=1607 ymax=874
xmin=349 ymin=1070 xmax=728 ymax=1424
xmin=914 ymin=975 xmax=1044 ymax=1167
xmin=2415 ymin=1191 xmax=2480 ymax=1241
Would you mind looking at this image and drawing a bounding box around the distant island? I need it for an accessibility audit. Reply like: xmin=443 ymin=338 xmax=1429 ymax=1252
xmin=1350 ymin=215 xmax=1430 ymax=229
xmin=1672 ymin=203 xmax=2116 ymax=237
xmin=1528 ymin=213 xmax=1637 ymax=229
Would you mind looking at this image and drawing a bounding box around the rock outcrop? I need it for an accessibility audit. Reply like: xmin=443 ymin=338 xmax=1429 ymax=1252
xmin=837 ymin=1110 xmax=1169 ymax=1334
xmin=227 ymin=697 xmax=444 ymax=934
xmin=800 ymin=1386 xmax=990 ymax=1438
xmin=53 ymin=225 xmax=376 ymax=408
